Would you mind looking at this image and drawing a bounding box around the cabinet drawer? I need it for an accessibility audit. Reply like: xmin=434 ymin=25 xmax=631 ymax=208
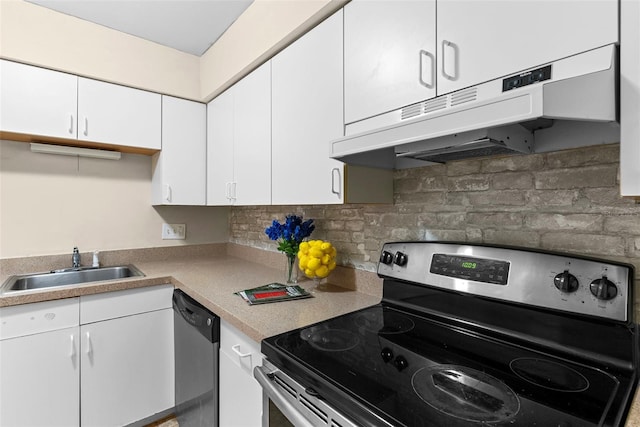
xmin=220 ymin=319 xmax=262 ymax=374
xmin=80 ymin=284 xmax=173 ymax=324
xmin=0 ymin=298 xmax=79 ymax=340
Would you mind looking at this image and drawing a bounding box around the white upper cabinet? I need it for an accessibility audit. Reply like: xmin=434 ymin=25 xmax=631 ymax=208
xmin=207 ymin=89 xmax=235 ymax=206
xmin=78 ymin=77 xmax=161 ymax=150
xmin=621 ymin=0 xmax=640 ymax=197
xmin=344 ymin=0 xmax=436 ymax=125
xmin=272 ymin=10 xmax=346 ymax=204
xmin=207 ymin=62 xmax=271 ymax=206
xmin=436 ymin=0 xmax=619 ymax=96
xmin=152 ymin=96 xmax=206 ymax=205
xmin=233 ymin=62 xmax=271 ymax=206
xmin=344 ymin=0 xmax=618 ymax=125
xmin=0 ymin=60 xmax=78 ymax=139
xmin=0 ymin=60 xmax=162 ymax=151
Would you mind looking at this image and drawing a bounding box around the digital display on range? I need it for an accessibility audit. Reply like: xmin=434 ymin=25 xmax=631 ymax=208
xmin=430 ymin=254 xmax=509 ymax=285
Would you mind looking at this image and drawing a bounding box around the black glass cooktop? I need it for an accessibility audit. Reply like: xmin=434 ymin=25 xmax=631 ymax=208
xmin=262 ymin=304 xmax=632 ymax=427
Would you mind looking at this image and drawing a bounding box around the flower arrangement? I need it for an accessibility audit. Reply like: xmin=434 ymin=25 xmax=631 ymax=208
xmin=265 ymin=214 xmax=315 ymax=256
xmin=265 ymin=214 xmax=315 ymax=284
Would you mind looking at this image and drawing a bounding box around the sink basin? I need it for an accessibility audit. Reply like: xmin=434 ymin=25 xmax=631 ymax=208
xmin=1 ymin=265 xmax=145 ymax=293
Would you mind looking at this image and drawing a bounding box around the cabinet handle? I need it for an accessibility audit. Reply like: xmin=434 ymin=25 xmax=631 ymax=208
xmin=231 ymin=344 xmax=252 ymax=358
xmin=68 ymin=114 xmax=74 ymax=135
xmin=442 ymin=40 xmax=459 ymax=81
xmin=164 ymin=184 xmax=172 ymax=203
xmin=419 ymin=50 xmax=435 ymax=89
xmin=230 ymin=182 xmax=237 ymax=201
xmin=331 ymin=167 xmax=341 ymax=197
xmin=225 ymin=182 xmax=237 ymax=201
xmin=69 ymin=334 xmax=76 ymax=359
xmin=86 ymin=331 xmax=93 ymax=357
xmin=83 ymin=117 xmax=89 ymax=136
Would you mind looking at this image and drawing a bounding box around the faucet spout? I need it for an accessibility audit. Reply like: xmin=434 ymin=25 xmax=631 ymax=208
xmin=72 ymin=247 xmax=81 ymax=268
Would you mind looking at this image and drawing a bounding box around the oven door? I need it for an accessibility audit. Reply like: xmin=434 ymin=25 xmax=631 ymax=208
xmin=255 ymin=361 xmax=359 ymax=427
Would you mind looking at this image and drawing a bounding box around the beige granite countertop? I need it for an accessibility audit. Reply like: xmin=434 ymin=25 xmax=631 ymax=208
xmin=2 ymin=243 xmax=640 ymax=426
xmin=0 ymin=243 xmax=382 ymax=342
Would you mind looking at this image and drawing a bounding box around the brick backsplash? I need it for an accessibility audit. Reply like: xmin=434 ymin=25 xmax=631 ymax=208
xmin=230 ymin=144 xmax=640 ymax=277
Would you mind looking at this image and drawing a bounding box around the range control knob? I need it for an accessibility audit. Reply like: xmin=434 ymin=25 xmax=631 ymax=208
xmin=379 ymin=251 xmax=394 ymax=265
xmin=381 ymin=348 xmax=394 ymax=363
xmin=393 ymin=252 xmax=408 ymax=267
xmin=393 ymin=356 xmax=409 ymax=371
xmin=554 ymin=270 xmax=579 ymax=293
xmin=590 ymin=276 xmax=618 ymax=301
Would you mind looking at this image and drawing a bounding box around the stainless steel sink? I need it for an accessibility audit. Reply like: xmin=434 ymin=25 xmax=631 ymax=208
xmin=1 ymin=265 xmax=145 ymax=293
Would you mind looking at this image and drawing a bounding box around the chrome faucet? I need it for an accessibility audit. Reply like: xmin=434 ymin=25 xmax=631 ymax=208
xmin=72 ymin=247 xmax=81 ymax=268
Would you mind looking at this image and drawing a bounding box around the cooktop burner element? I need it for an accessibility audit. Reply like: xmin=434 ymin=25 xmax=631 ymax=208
xmin=304 ymin=328 xmax=359 ymax=352
xmin=412 ymin=365 xmax=520 ymax=423
xmin=354 ymin=306 xmax=415 ymax=334
xmin=510 ymin=358 xmax=590 ymax=392
xmin=260 ymin=242 xmax=637 ymax=427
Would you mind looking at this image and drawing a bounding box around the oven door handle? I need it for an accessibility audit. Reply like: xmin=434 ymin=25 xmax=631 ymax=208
xmin=254 ymin=366 xmax=316 ymax=427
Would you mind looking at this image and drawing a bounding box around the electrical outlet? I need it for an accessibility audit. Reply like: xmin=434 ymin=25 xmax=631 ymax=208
xmin=162 ymin=223 xmax=186 ymax=240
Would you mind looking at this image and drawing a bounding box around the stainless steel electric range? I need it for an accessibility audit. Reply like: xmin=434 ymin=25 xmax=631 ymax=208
xmin=256 ymin=242 xmax=638 ymax=427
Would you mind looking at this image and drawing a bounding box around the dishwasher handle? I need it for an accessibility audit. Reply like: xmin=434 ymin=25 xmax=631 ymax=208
xmin=173 ymin=289 xmax=220 ymax=343
xmin=254 ymin=366 xmax=315 ymax=427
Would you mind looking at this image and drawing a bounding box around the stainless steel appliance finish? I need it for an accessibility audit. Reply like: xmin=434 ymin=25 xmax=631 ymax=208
xmin=259 ymin=242 xmax=637 ymax=427
xmin=255 ymin=360 xmax=358 ymax=427
xmin=173 ymin=289 xmax=220 ymax=427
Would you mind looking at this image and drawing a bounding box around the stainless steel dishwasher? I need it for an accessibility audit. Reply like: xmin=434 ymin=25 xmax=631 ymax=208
xmin=173 ymin=289 xmax=220 ymax=427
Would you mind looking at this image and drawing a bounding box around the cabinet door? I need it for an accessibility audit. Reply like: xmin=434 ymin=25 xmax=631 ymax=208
xmin=344 ymin=0 xmax=436 ymax=124
xmin=219 ymin=350 xmax=263 ymax=427
xmin=152 ymin=96 xmax=206 ymax=205
xmin=272 ymin=10 xmax=345 ymax=204
xmin=0 ymin=327 xmax=80 ymax=427
xmin=78 ymin=77 xmax=161 ymax=150
xmin=80 ymin=309 xmax=174 ymax=427
xmin=206 ymin=88 xmax=235 ymax=205
xmin=436 ymin=0 xmax=619 ymax=95
xmin=233 ymin=62 xmax=272 ymax=205
xmin=219 ymin=320 xmax=263 ymax=427
xmin=0 ymin=60 xmax=78 ymax=139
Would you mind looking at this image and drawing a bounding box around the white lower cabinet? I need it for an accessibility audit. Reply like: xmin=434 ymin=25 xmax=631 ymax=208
xmin=80 ymin=285 xmax=174 ymax=427
xmin=0 ymin=285 xmax=174 ymax=427
xmin=81 ymin=308 xmax=174 ymax=427
xmin=0 ymin=298 xmax=80 ymax=427
xmin=219 ymin=319 xmax=263 ymax=427
xmin=0 ymin=326 xmax=80 ymax=427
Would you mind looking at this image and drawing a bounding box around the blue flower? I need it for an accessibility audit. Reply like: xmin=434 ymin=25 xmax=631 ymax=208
xmin=264 ymin=214 xmax=315 ymax=255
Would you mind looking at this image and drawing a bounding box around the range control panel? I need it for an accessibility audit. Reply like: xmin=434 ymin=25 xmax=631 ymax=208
xmin=430 ymin=254 xmax=510 ymax=285
xmin=502 ymin=64 xmax=552 ymax=91
xmin=378 ymin=242 xmax=632 ymax=322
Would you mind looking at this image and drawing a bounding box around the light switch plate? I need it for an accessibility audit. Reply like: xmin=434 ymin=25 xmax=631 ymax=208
xmin=162 ymin=223 xmax=186 ymax=240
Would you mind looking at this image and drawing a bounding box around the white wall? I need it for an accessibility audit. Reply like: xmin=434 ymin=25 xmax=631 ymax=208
xmin=0 ymin=0 xmax=201 ymax=100
xmin=0 ymin=0 xmax=347 ymax=102
xmin=199 ymin=0 xmax=347 ymax=101
xmin=0 ymin=140 xmax=229 ymax=258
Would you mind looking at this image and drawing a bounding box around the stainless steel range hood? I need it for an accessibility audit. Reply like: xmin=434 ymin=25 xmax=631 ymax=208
xmin=331 ymin=45 xmax=617 ymax=168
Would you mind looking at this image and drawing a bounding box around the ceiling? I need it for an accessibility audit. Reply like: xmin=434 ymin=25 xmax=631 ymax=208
xmin=26 ymin=0 xmax=254 ymax=56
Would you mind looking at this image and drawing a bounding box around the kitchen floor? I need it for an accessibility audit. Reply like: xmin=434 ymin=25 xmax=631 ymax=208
xmin=147 ymin=406 xmax=294 ymax=427
xmin=145 ymin=415 xmax=179 ymax=427
xmin=145 ymin=415 xmax=178 ymax=427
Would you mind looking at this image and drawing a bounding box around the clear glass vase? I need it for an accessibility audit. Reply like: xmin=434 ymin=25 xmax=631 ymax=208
xmin=284 ymin=253 xmax=298 ymax=284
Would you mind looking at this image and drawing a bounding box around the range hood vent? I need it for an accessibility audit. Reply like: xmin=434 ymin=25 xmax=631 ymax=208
xmin=395 ymin=125 xmax=533 ymax=164
xmin=332 ymin=45 xmax=617 ymax=169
